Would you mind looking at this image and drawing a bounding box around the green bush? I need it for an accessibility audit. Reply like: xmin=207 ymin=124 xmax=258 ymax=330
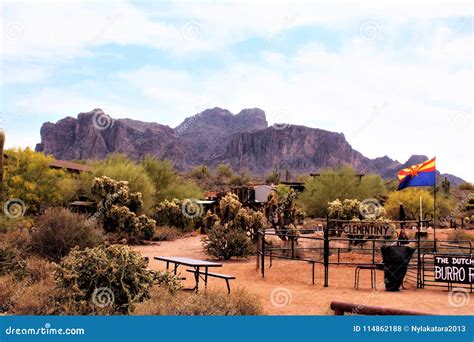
xmin=3 ymin=148 xmax=71 ymax=214
xmin=93 ymin=154 xmax=156 ymax=213
xmin=299 ymin=166 xmax=387 ymax=217
xmin=54 ymin=244 xmax=156 ymax=314
xmin=202 ymin=225 xmax=254 ymax=260
xmin=142 ymin=156 xmax=203 ymax=203
xmin=190 ymin=165 xmax=212 ymax=180
xmin=384 ymin=188 xmax=454 ymax=220
xmin=31 ymin=208 xmax=104 ymax=262
xmin=215 ymin=163 xmax=234 ymax=183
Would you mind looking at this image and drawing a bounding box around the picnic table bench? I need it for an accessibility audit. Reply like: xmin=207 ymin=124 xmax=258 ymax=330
xmin=186 ymin=269 xmax=236 ymax=294
xmin=154 ymin=256 xmax=235 ymax=293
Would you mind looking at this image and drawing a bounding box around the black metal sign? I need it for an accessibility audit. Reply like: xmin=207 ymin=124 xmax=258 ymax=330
xmin=434 ymin=255 xmax=474 ymax=284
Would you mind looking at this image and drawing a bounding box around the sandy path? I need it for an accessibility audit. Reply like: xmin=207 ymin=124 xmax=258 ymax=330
xmin=133 ymin=235 xmax=474 ymax=315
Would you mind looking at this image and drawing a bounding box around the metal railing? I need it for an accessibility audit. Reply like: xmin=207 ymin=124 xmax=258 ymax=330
xmin=256 ymin=220 xmax=472 ymax=290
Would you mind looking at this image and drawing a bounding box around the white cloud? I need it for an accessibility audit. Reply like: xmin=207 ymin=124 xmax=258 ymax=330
xmin=1 ymin=0 xmax=472 ymax=180
xmin=114 ymin=27 xmax=472 ymax=180
xmin=10 ymin=87 xmax=153 ymax=123
xmin=1 ymin=64 xmax=51 ymax=84
xmin=2 ymin=0 xmax=471 ymax=60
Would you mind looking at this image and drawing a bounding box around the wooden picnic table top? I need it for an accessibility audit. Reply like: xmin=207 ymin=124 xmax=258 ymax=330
xmin=154 ymin=256 xmax=222 ymax=268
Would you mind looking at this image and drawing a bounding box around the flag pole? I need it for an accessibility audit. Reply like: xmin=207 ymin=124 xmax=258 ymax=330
xmin=419 ymin=196 xmax=423 ymax=229
xmin=433 ymin=178 xmax=437 ymax=252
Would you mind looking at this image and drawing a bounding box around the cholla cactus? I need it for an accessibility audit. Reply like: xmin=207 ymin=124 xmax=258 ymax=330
xmin=231 ymin=208 xmax=252 ymax=230
xmin=219 ymin=192 xmax=242 ymax=224
xmin=328 ymin=199 xmax=362 ymax=220
xmin=327 ymin=199 xmax=344 ymax=219
xmin=137 ymin=214 xmax=156 ymax=240
xmin=54 ymin=244 xmax=157 ymax=314
xmin=202 ymin=210 xmax=219 ymax=232
xmin=92 ymin=176 xmax=144 ymax=212
xmin=91 ymin=176 xmax=153 ymax=240
xmin=295 ymin=208 xmax=305 ymax=225
xmin=108 ymin=205 xmax=139 ymax=239
xmin=248 ymin=210 xmax=266 ymax=240
xmin=342 ymin=199 xmax=360 ymax=220
xmin=154 ymin=199 xmax=185 ymax=229
xmin=265 ymin=188 xmax=302 ymax=241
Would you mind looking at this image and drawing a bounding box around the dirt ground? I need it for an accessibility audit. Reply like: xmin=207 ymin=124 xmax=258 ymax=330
xmin=133 ymin=234 xmax=474 ymax=315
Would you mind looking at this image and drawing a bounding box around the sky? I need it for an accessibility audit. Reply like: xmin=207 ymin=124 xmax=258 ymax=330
xmin=0 ymin=0 xmax=472 ymax=181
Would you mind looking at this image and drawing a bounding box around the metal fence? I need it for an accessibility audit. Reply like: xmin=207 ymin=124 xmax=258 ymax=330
xmin=256 ymin=218 xmax=472 ymax=290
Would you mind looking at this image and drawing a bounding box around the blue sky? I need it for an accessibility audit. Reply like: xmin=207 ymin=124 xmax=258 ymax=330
xmin=0 ymin=0 xmax=472 ymax=180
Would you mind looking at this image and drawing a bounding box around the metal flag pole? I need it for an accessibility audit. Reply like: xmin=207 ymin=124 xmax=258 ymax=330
xmin=419 ymin=196 xmax=423 ymax=229
xmin=433 ymin=178 xmax=437 ymax=252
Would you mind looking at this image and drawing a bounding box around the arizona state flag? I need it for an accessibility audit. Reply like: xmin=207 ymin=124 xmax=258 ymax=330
xmin=397 ymin=157 xmax=436 ymax=190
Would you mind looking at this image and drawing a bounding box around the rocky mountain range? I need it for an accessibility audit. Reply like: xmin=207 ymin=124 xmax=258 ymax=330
xmin=35 ymin=108 xmax=465 ymax=185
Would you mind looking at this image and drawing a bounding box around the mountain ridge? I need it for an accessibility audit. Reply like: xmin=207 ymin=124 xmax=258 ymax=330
xmin=35 ymin=108 xmax=465 ymax=185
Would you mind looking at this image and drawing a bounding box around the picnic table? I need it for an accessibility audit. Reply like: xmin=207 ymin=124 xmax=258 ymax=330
xmin=154 ymin=256 xmax=223 ymax=292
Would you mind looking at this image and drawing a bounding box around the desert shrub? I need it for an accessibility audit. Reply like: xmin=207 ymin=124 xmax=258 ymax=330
xmin=215 ymin=163 xmax=234 ymax=184
xmin=152 ymin=226 xmax=181 ymax=241
xmin=447 ymin=230 xmax=474 ymax=242
xmin=0 ymin=229 xmax=32 ymax=255
xmin=0 ymin=245 xmax=27 ymax=278
xmin=177 ymin=288 xmax=263 ymax=315
xmin=9 ymin=279 xmax=60 ymax=315
xmin=0 ymin=275 xmax=18 ymax=312
xmin=25 ymin=256 xmax=55 ymax=282
xmin=202 ymin=225 xmax=254 ymax=260
xmin=265 ymin=170 xmax=280 ymax=184
xmin=229 ymin=172 xmax=251 ymax=186
xmin=190 ymin=165 xmax=212 ymax=180
xmin=54 ymin=244 xmax=156 ymax=314
xmin=133 ymin=287 xmax=175 ymax=315
xmin=458 ymin=182 xmax=474 ymax=191
xmin=0 ymin=230 xmax=44 ymax=280
xmin=31 ymin=208 xmax=104 ymax=262
xmin=0 ymin=268 xmax=59 ymax=315
xmin=134 ymin=287 xmax=263 ymax=316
